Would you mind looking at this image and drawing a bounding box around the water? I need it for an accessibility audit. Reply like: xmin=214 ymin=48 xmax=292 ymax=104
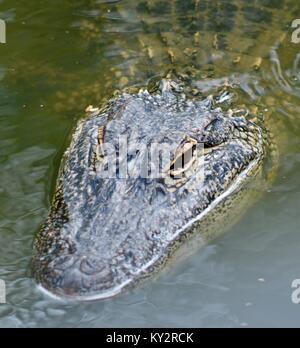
xmin=0 ymin=0 xmax=300 ymax=327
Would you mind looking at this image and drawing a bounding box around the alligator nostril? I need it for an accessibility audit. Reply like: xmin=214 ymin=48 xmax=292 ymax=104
xmin=79 ymin=257 xmax=108 ymax=276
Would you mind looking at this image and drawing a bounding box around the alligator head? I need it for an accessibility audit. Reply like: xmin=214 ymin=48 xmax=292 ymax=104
xmin=33 ymin=76 xmax=265 ymax=300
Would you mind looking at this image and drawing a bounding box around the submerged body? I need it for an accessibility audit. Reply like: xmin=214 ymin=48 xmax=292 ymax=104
xmin=33 ymin=77 xmax=269 ymax=300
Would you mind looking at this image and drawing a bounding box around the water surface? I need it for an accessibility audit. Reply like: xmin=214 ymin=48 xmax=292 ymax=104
xmin=0 ymin=0 xmax=300 ymax=327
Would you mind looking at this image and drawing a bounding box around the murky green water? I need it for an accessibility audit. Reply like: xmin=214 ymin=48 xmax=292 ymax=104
xmin=1 ymin=0 xmax=300 ymax=327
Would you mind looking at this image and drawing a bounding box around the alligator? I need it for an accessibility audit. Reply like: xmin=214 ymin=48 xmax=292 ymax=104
xmin=32 ymin=0 xmax=295 ymax=300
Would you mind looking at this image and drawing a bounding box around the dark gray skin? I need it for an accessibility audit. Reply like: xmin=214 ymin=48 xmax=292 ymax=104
xmin=33 ymin=77 xmax=266 ymax=300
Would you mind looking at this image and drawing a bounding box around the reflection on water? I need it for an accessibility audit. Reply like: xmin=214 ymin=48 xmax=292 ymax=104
xmin=0 ymin=0 xmax=300 ymax=327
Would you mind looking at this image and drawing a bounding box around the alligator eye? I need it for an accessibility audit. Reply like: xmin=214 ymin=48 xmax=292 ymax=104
xmin=169 ymin=144 xmax=196 ymax=178
xmin=164 ymin=136 xmax=198 ymax=189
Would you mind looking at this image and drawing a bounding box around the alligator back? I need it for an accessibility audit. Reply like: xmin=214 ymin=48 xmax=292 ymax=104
xmin=77 ymin=0 xmax=296 ymax=86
